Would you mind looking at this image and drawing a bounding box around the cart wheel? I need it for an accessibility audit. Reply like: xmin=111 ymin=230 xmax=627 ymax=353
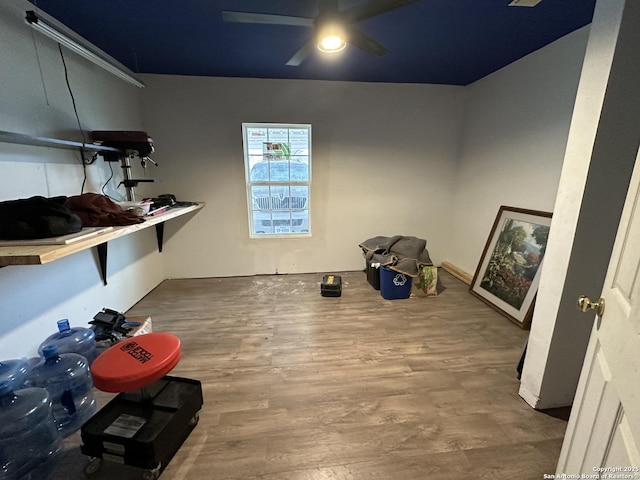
xmin=188 ymin=412 xmax=200 ymax=426
xmin=142 ymin=463 xmax=161 ymax=480
xmin=84 ymin=457 xmax=102 ymax=476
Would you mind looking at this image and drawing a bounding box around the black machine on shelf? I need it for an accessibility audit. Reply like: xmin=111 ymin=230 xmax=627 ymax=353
xmin=91 ymin=131 xmax=157 ymax=201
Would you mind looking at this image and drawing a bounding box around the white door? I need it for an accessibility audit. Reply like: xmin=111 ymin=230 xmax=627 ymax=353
xmin=556 ymin=149 xmax=640 ymax=474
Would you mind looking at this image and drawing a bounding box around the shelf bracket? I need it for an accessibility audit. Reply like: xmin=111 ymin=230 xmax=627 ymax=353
xmin=96 ymin=242 xmax=108 ymax=286
xmin=94 ymin=225 xmax=164 ymax=286
xmin=155 ymin=223 xmax=165 ymax=252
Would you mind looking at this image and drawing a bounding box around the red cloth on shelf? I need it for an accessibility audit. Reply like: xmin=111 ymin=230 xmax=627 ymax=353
xmin=66 ymin=193 xmax=143 ymax=227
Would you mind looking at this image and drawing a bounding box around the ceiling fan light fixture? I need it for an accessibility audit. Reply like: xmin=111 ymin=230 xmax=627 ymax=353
xmin=222 ymin=0 xmax=405 ymax=66
xmin=317 ymin=34 xmax=347 ymax=53
xmin=316 ymin=22 xmax=347 ymax=54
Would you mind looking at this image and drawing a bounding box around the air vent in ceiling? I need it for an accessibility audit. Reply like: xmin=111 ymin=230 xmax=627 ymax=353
xmin=508 ymin=0 xmax=543 ymax=6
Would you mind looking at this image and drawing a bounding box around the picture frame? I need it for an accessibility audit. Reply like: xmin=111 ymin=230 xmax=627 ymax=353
xmin=470 ymin=206 xmax=552 ymax=329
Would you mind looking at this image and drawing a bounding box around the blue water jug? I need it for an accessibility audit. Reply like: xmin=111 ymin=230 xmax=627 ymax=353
xmin=26 ymin=345 xmax=96 ymax=437
xmin=0 ymin=381 xmax=62 ymax=480
xmin=38 ymin=318 xmax=97 ymax=365
xmin=0 ymin=358 xmax=28 ymax=390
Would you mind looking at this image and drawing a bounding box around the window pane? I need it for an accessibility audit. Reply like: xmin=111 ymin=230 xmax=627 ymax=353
xmin=250 ymin=162 xmax=268 ymax=182
xmin=290 ymin=161 xmax=308 ymax=181
xmin=290 ymin=186 xmax=308 ymax=209
xmin=267 ymin=128 xmax=289 ymax=143
xmin=271 ymin=211 xmax=292 ymax=234
xmin=251 ymin=185 xmax=269 ymax=210
xmin=253 ymin=210 xmax=270 ymax=234
xmin=246 ymin=128 xmax=268 ymax=155
xmin=269 ymin=161 xmax=290 ymax=182
xmin=289 ymin=129 xmax=309 ymax=156
xmin=292 ymin=209 xmax=309 ymax=232
xmin=269 ymin=185 xmax=290 ymax=209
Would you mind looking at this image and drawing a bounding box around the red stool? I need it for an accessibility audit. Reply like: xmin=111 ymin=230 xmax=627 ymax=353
xmin=91 ymin=332 xmax=182 ymax=393
xmin=81 ymin=333 xmax=203 ymax=479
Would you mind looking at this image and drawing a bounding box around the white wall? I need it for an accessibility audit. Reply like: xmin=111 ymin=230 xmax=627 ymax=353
xmin=521 ymin=0 xmax=640 ymax=409
xmin=449 ymin=27 xmax=590 ymax=276
xmin=0 ymin=0 xmax=163 ymax=359
xmin=140 ymin=76 xmax=465 ymax=278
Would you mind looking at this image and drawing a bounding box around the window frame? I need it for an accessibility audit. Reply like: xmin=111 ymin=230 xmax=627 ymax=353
xmin=242 ymin=123 xmax=312 ymax=239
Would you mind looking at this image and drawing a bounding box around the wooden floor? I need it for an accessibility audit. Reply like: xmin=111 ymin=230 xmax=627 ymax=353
xmin=52 ymin=270 xmax=568 ymax=479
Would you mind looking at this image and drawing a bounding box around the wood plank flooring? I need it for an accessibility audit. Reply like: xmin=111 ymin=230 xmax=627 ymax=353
xmin=51 ymin=269 xmax=568 ymax=479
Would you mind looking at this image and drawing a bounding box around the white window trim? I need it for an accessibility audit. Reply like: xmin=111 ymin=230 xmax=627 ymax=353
xmin=242 ymin=123 xmax=312 ymax=239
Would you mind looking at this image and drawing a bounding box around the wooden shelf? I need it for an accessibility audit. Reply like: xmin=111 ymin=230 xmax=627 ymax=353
xmin=0 ymin=203 xmax=204 ymax=284
xmin=0 ymin=129 xmax=196 ymax=284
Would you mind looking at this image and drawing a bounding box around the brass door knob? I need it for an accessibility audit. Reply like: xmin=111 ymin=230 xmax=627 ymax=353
xmin=577 ymin=295 xmax=605 ymax=316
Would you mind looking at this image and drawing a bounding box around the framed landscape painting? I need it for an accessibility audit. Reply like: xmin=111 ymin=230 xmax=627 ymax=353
xmin=470 ymin=206 xmax=552 ymax=329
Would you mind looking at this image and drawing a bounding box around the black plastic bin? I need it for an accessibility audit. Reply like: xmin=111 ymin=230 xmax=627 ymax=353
xmin=366 ymin=261 xmax=380 ymax=290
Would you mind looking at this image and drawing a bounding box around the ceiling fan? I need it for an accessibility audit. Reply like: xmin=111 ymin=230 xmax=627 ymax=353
xmin=221 ymin=0 xmax=419 ymax=66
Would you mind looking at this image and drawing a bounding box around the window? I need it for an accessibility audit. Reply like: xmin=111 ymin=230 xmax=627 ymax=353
xmin=243 ymin=123 xmax=312 ymax=238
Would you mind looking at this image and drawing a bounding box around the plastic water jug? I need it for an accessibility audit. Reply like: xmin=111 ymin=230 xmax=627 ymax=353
xmin=0 ymin=358 xmax=28 ymax=390
xmin=26 ymin=345 xmax=96 ymax=437
xmin=0 ymin=381 xmax=62 ymax=480
xmin=38 ymin=318 xmax=97 ymax=365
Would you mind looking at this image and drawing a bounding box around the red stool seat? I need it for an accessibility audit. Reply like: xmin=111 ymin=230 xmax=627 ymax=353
xmin=91 ymin=333 xmax=181 ymax=392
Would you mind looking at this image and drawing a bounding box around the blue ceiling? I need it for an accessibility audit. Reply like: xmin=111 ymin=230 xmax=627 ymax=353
xmin=27 ymin=0 xmax=596 ymax=86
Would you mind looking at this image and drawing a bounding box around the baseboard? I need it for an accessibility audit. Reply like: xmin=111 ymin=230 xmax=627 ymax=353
xmin=441 ymin=261 xmax=473 ymax=285
xmin=518 ymin=385 xmax=541 ymax=409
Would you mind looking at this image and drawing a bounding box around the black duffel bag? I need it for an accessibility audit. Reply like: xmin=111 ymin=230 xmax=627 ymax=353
xmin=0 ymin=195 xmax=83 ymax=240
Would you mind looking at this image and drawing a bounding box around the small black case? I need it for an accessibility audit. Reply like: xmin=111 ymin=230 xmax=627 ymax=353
xmin=321 ymin=274 xmax=342 ymax=297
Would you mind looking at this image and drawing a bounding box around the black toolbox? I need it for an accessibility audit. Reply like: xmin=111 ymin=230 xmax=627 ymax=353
xmin=321 ymin=274 xmax=342 ymax=297
xmin=80 ymin=375 xmax=203 ymax=478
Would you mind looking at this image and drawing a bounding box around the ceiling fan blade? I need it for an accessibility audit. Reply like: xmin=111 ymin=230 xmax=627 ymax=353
xmin=347 ymin=26 xmax=388 ymax=57
xmin=221 ymin=11 xmax=314 ymax=27
xmin=286 ymin=40 xmax=316 ymax=66
xmin=318 ymin=0 xmax=339 ymax=14
xmin=343 ymin=0 xmax=419 ymax=23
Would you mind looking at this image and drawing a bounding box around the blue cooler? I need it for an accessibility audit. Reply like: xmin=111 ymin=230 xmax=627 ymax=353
xmin=380 ymin=266 xmax=412 ymax=300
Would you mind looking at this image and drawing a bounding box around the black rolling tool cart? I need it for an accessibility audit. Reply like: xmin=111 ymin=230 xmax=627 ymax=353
xmin=82 ymin=332 xmax=203 ymax=479
xmin=81 ymin=376 xmax=203 ymax=479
